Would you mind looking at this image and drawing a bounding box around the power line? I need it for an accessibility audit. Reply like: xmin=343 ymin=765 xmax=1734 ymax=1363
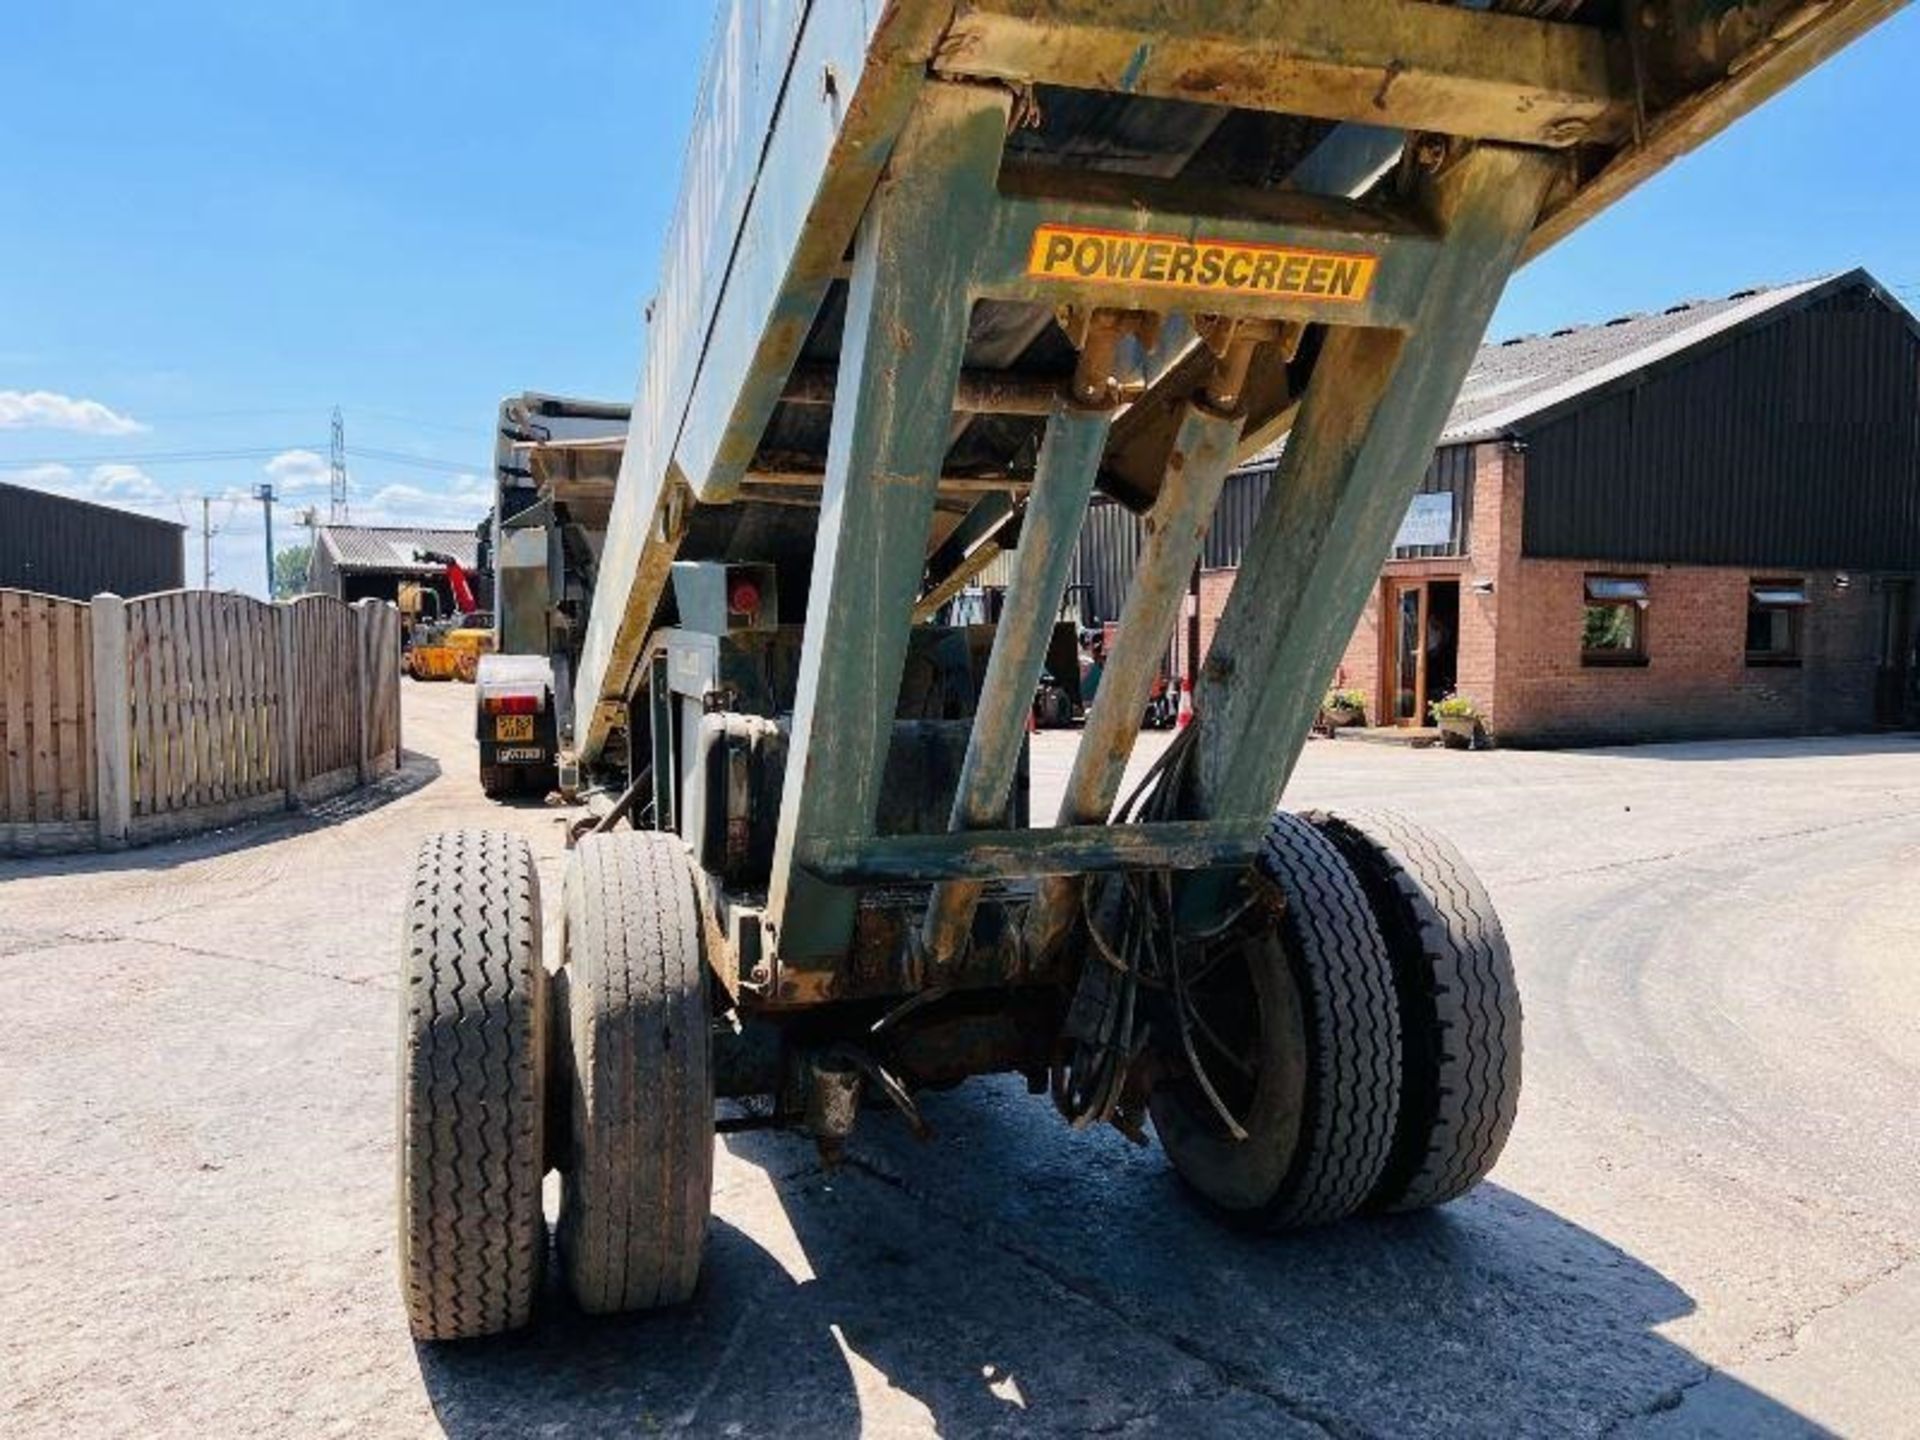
xmin=0 ymin=444 xmax=322 ymax=468
xmin=343 ymin=445 xmax=485 ymax=476
xmin=351 ymin=408 xmax=483 ymax=438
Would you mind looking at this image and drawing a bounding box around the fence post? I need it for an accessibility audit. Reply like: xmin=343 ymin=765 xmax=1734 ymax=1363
xmin=354 ymin=600 xmax=371 ymax=784
xmin=90 ymin=593 xmax=132 ymax=849
xmin=387 ymin=606 xmax=403 ymax=767
xmin=279 ymin=601 xmax=301 ymax=809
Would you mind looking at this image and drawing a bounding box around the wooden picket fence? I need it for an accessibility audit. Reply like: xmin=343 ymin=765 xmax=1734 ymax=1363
xmin=0 ymin=588 xmax=403 ymax=855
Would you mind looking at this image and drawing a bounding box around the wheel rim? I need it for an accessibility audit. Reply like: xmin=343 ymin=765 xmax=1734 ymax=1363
xmin=1165 ymin=929 xmax=1264 ymax=1136
xmin=1149 ymin=919 xmax=1309 ymax=1213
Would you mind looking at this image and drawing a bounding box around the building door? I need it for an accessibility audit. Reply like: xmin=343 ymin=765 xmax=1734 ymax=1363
xmin=1385 ymin=579 xmax=1460 ymax=725
xmin=1875 ymin=579 xmax=1916 ymax=727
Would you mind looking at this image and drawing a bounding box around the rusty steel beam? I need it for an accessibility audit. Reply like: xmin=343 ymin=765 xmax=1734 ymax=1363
xmin=923 ymin=402 xmax=1113 ymax=966
xmin=765 ymin=84 xmax=1014 ymax=965
xmin=1021 ymin=401 xmax=1244 ymax=965
xmin=741 ymin=471 xmax=1030 ymax=496
xmin=809 ymin=818 xmax=1262 ymax=885
xmin=934 ymin=0 xmax=1630 ymax=148
xmin=1523 ymin=0 xmax=1908 ymax=262
xmin=1185 ymin=147 xmax=1558 ymax=825
xmin=573 ymin=1 xmax=954 ymax=766
xmin=780 ymin=364 xmax=1065 ymax=416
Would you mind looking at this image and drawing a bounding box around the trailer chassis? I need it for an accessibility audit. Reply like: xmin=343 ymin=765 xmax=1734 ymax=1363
xmin=395 ymin=0 xmax=1907 ymax=1341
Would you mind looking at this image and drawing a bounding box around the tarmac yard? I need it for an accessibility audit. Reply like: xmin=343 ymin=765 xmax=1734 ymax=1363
xmin=3 ymin=680 xmax=1917 ymax=1438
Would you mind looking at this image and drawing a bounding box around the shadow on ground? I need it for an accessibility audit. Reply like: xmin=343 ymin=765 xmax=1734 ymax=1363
xmin=415 ymin=1078 xmax=1823 ymax=1438
xmin=0 ymin=750 xmax=441 ymax=882
xmin=1512 ymin=731 xmax=1920 ymax=764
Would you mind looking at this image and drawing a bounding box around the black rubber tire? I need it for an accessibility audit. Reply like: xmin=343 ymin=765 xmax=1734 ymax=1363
xmin=479 ymin=764 xmax=511 ymax=800
xmin=396 ymin=830 xmax=548 ymax=1341
xmin=1308 ymin=810 xmax=1522 ymax=1212
xmin=1151 ymin=811 xmax=1402 ymax=1229
xmin=557 ymin=831 xmax=714 ymax=1313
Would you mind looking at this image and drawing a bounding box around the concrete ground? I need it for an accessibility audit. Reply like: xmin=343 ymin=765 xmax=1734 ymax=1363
xmin=3 ymin=680 xmax=1917 ymax=1438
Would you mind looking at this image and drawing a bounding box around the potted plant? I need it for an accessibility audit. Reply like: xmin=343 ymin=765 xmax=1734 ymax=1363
xmin=1321 ymin=687 xmax=1367 ymax=729
xmin=1428 ymin=693 xmax=1483 ymax=749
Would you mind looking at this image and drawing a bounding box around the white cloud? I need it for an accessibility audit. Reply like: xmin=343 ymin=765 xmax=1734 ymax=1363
xmin=0 ymin=389 xmax=146 ymax=435
xmin=8 ymin=461 xmax=78 ymax=490
xmin=5 ymin=459 xmax=171 ymax=516
xmin=357 ymin=474 xmax=491 ymax=528
xmin=88 ymin=463 xmax=164 ymax=503
xmin=264 ymin=448 xmax=331 ymax=493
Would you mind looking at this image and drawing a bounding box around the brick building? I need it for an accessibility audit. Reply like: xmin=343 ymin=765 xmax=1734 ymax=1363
xmin=1164 ymin=269 xmax=1920 ymax=745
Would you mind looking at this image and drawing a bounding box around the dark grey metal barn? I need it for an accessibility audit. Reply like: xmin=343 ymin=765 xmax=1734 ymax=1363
xmin=0 ymin=482 xmax=186 ymax=600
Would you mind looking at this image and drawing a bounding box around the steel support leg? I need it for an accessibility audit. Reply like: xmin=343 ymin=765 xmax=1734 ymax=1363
xmin=1184 ymin=146 xmax=1557 ymax=822
xmin=923 ymin=401 xmax=1114 ymax=966
xmin=913 ymin=492 xmax=1019 ymax=622
xmin=765 ymin=84 xmax=1012 ymax=964
xmin=1022 ymin=402 xmax=1244 ymax=964
xmin=648 ymin=653 xmax=674 ymax=832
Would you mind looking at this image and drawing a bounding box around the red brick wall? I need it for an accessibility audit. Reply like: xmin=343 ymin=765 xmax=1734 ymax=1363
xmin=1490 ymin=557 xmax=1883 ymax=745
xmin=1331 ymin=584 xmax=1382 ymax=711
xmin=1189 ymin=440 xmax=1890 ymax=745
xmin=1197 ymin=569 xmax=1232 ymax=680
xmin=1199 ymin=442 xmax=1511 ymax=729
xmin=1323 ymin=441 xmax=1508 ymax=727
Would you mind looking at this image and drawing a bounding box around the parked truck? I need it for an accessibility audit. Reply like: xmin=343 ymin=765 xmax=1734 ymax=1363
xmin=471 ymin=393 xmax=626 ymax=798
xmin=397 ymin=0 xmax=1908 ymax=1339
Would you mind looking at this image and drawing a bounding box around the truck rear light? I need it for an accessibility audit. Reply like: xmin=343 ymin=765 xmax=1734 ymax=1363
xmin=485 ymin=695 xmax=540 ymax=715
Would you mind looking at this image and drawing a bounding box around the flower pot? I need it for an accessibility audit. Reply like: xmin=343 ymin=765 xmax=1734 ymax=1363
xmin=1437 ymin=714 xmax=1478 ymax=749
xmin=1322 ymin=707 xmax=1363 ymax=729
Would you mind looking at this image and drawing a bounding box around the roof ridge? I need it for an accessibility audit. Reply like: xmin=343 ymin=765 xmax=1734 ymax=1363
xmin=1440 ymin=271 xmax=1864 ymax=443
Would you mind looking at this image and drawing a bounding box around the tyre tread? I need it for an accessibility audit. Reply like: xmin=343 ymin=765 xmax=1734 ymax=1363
xmin=1309 ymin=809 xmax=1521 ymax=1212
xmin=559 ymin=831 xmax=713 ymax=1313
xmin=1255 ymin=813 xmax=1403 ymax=1228
xmin=398 ymin=829 xmax=545 ymax=1341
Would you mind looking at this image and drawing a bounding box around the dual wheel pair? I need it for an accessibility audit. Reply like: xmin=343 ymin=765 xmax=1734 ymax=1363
xmin=1150 ymin=810 xmax=1522 ymax=1230
xmin=396 ymin=829 xmax=713 ymax=1342
xmin=395 ymin=810 xmax=1520 ymax=1341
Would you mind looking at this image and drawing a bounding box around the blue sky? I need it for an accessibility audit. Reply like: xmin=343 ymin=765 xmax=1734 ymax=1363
xmin=4 ymin=3 xmax=1915 ymax=596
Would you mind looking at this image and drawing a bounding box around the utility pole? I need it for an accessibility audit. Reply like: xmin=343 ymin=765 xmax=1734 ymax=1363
xmin=329 ymin=406 xmax=350 ymax=523
xmin=255 ymin=483 xmax=277 ymax=596
xmin=201 ymin=496 xmax=213 ymax=589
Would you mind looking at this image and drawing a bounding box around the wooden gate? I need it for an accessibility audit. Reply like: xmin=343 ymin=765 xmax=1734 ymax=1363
xmin=287 ymin=595 xmax=364 ymax=798
xmin=0 ymin=590 xmax=96 ymax=849
xmin=359 ymin=601 xmax=403 ymax=771
xmin=125 ymin=590 xmax=285 ymax=837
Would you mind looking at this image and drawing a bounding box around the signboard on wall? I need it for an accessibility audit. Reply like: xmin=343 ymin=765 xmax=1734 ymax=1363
xmin=1394 ymin=492 xmax=1454 ymax=550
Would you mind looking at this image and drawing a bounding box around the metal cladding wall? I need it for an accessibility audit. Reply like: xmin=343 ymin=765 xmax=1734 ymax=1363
xmin=1067 ymin=498 xmax=1141 ymax=624
xmin=1067 ymin=445 xmax=1475 ymax=623
xmin=1224 ymin=447 xmax=1476 ymax=566
xmin=0 ymin=484 xmax=185 ymax=600
xmin=1519 ymin=286 xmax=1920 ymax=569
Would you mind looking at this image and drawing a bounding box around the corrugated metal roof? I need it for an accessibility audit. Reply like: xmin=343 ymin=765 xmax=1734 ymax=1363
xmin=315 ymin=525 xmax=477 ymax=574
xmin=1441 ymin=275 xmax=1839 ymax=442
xmin=1240 ymin=269 xmax=1912 ymax=467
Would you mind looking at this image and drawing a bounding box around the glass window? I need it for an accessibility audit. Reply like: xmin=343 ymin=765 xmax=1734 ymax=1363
xmin=1585 ymin=577 xmax=1649 ymax=603
xmin=1583 ymin=575 xmax=1649 ymax=665
xmin=1747 ymin=579 xmax=1807 ymax=664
